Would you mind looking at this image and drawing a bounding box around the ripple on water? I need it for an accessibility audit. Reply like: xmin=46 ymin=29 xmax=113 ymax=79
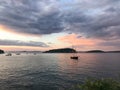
xmin=0 ymin=53 xmax=120 ymax=90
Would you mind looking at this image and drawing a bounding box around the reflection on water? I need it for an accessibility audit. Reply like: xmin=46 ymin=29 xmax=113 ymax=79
xmin=0 ymin=53 xmax=120 ymax=90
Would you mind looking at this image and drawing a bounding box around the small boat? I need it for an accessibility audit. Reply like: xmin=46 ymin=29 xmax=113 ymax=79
xmin=33 ymin=53 xmax=36 ymax=55
xmin=6 ymin=53 xmax=12 ymax=56
xmin=70 ymin=46 xmax=79 ymax=60
xmin=16 ymin=53 xmax=20 ymax=55
xmin=71 ymin=56 xmax=78 ymax=60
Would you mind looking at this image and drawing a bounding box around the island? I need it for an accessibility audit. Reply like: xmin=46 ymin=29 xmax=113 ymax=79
xmin=86 ymin=50 xmax=105 ymax=53
xmin=43 ymin=48 xmax=76 ymax=53
xmin=0 ymin=49 xmax=4 ymax=54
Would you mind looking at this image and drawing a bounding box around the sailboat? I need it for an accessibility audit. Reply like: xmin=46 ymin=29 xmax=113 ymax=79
xmin=70 ymin=46 xmax=79 ymax=60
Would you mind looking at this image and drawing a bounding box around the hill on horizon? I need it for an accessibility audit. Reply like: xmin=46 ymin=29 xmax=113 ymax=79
xmin=43 ymin=48 xmax=76 ymax=53
xmin=86 ymin=50 xmax=105 ymax=53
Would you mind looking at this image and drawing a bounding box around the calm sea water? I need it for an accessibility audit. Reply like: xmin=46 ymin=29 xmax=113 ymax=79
xmin=0 ymin=53 xmax=120 ymax=90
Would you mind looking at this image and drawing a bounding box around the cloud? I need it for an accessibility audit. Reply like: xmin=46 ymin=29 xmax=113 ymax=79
xmin=62 ymin=0 xmax=120 ymax=40
xmin=58 ymin=34 xmax=99 ymax=46
xmin=0 ymin=39 xmax=49 ymax=47
xmin=0 ymin=0 xmax=63 ymax=34
xmin=98 ymin=40 xmax=120 ymax=47
xmin=0 ymin=0 xmax=120 ymax=40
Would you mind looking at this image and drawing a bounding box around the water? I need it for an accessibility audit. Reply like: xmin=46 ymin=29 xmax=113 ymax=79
xmin=0 ymin=53 xmax=120 ymax=90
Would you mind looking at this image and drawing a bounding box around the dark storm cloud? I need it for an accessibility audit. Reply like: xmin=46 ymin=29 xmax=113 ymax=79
xmin=0 ymin=0 xmax=120 ymax=40
xmin=0 ymin=39 xmax=49 ymax=47
xmin=63 ymin=0 xmax=120 ymax=40
xmin=0 ymin=0 xmax=63 ymax=34
xmin=28 ymin=12 xmax=63 ymax=34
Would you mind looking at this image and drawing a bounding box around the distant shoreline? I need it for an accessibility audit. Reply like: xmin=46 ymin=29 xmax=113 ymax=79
xmin=2 ymin=49 xmax=120 ymax=53
xmin=43 ymin=48 xmax=120 ymax=53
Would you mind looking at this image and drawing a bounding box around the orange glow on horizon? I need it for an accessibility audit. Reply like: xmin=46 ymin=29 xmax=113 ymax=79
xmin=0 ymin=24 xmax=41 ymax=41
xmin=0 ymin=24 xmax=41 ymax=38
xmin=0 ymin=25 xmax=18 ymax=34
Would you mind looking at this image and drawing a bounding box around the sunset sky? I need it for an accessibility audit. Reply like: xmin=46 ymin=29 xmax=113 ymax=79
xmin=0 ymin=0 xmax=120 ymax=51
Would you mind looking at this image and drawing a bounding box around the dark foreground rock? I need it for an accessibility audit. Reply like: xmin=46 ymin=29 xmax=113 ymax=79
xmin=0 ymin=49 xmax=4 ymax=54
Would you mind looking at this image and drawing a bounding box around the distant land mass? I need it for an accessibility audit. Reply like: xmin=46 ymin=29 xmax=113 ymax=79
xmin=43 ymin=48 xmax=76 ymax=53
xmin=106 ymin=51 xmax=120 ymax=53
xmin=44 ymin=48 xmax=120 ymax=53
xmin=78 ymin=50 xmax=120 ymax=53
xmin=0 ymin=49 xmax=4 ymax=54
xmin=86 ymin=50 xmax=105 ymax=53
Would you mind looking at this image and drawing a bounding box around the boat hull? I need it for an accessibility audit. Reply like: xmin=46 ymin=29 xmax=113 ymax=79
xmin=71 ymin=56 xmax=78 ymax=60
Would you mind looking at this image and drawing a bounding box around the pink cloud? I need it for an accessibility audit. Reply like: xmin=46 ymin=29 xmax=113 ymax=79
xmin=58 ymin=34 xmax=104 ymax=50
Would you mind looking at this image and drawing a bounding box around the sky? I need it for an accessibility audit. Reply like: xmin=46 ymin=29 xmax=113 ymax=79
xmin=0 ymin=0 xmax=120 ymax=51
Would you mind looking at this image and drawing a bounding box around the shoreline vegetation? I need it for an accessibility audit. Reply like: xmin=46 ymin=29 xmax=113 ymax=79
xmin=69 ymin=78 xmax=120 ymax=90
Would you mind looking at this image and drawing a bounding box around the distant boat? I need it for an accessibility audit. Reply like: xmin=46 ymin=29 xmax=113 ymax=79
xmin=33 ymin=53 xmax=36 ymax=55
xmin=71 ymin=56 xmax=78 ymax=60
xmin=16 ymin=53 xmax=20 ymax=55
xmin=6 ymin=53 xmax=12 ymax=56
xmin=70 ymin=46 xmax=79 ymax=60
